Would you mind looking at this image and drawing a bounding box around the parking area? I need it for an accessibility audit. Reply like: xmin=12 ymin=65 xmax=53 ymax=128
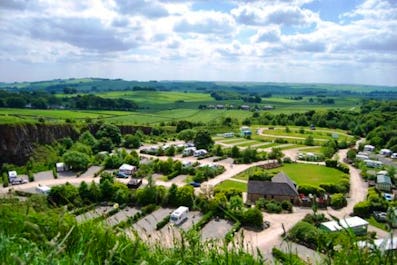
xmin=201 ymin=219 xmax=233 ymax=240
xmin=33 ymin=171 xmax=54 ymax=182
xmin=57 ymin=171 xmax=77 ymax=178
xmin=80 ymin=166 xmax=103 ymax=178
xmin=133 ymin=208 xmax=173 ymax=236
xmin=75 ymin=206 xmax=114 ymax=223
xmin=105 ymin=207 xmax=140 ymax=226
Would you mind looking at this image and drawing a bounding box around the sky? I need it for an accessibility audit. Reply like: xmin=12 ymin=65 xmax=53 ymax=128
xmin=0 ymin=0 xmax=396 ymax=86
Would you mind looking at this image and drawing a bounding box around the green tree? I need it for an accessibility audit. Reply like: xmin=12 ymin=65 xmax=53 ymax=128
xmin=176 ymin=120 xmax=193 ymax=133
xmin=95 ymin=137 xmax=113 ymax=152
xmin=71 ymin=142 xmax=93 ymax=156
xmin=167 ymin=184 xmax=179 ymax=207
xmin=176 ymin=185 xmax=194 ymax=208
xmin=194 ymin=130 xmax=214 ymax=150
xmin=229 ymin=195 xmax=243 ymax=211
xmin=177 ymin=129 xmax=196 ymax=142
xmin=78 ymin=181 xmax=90 ymax=203
xmin=124 ymin=134 xmax=141 ymax=149
xmin=304 ymin=135 xmax=314 ymax=146
xmin=88 ymin=181 xmax=101 ymax=202
xmin=231 ymin=145 xmax=240 ymax=158
xmin=79 ymin=131 xmax=97 ymax=147
xmin=62 ymin=151 xmax=90 ymax=171
xmin=103 ymin=155 xmax=123 ymax=169
xmin=242 ymin=207 xmax=263 ymax=228
xmin=96 ymin=124 xmax=121 ymax=145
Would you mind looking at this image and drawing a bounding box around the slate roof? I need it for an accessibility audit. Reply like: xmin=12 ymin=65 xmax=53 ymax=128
xmin=248 ymin=172 xmax=298 ymax=197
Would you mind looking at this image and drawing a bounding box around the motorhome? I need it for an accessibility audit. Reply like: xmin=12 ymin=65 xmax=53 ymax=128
xmin=170 ymin=206 xmax=189 ymax=225
xmin=183 ymin=147 xmax=196 ymax=156
xmin=36 ymin=185 xmax=51 ymax=195
xmin=380 ymin=149 xmax=393 ymax=157
xmin=364 ymin=159 xmax=383 ymax=168
xmin=193 ymin=149 xmax=208 ymax=157
xmin=363 ymin=145 xmax=375 ymax=152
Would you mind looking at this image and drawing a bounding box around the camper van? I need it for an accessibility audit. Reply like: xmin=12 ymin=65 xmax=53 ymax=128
xmin=36 ymin=185 xmax=51 ymax=195
xmin=193 ymin=149 xmax=208 ymax=157
xmin=170 ymin=206 xmax=189 ymax=225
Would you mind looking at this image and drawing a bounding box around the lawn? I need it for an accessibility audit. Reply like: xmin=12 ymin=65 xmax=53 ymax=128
xmin=232 ymin=164 xmax=347 ymax=186
xmin=281 ymin=163 xmax=348 ymax=186
xmin=216 ymin=180 xmax=247 ymax=192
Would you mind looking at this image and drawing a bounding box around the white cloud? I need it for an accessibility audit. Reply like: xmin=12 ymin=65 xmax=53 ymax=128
xmin=0 ymin=0 xmax=396 ymax=85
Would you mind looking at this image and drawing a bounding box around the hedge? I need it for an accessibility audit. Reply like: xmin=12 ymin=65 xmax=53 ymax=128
xmin=156 ymin=215 xmax=170 ymax=230
xmin=272 ymin=248 xmax=306 ymax=265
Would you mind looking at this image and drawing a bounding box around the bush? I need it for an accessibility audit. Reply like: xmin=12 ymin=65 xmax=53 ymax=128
xmin=193 ymin=211 xmax=213 ymax=230
xmin=156 ymin=215 xmax=170 ymax=230
xmin=298 ymin=185 xmax=325 ymax=196
xmin=2 ymin=172 xmax=9 ymax=187
xmin=225 ymin=221 xmax=241 ymax=243
xmin=272 ymin=248 xmax=306 ymax=265
xmin=353 ymin=201 xmax=372 ymax=218
xmin=287 ymin=221 xmax=323 ymax=249
xmin=330 ymin=193 xmax=347 ymax=209
xmin=167 ymin=171 xmax=180 ymax=180
xmin=242 ymin=208 xmax=263 ymax=228
xmin=141 ymin=204 xmax=158 ymax=215
xmin=265 ymin=201 xmax=282 ymax=213
xmin=302 ymin=213 xmax=328 ymax=227
xmin=281 ymin=200 xmax=293 ymax=212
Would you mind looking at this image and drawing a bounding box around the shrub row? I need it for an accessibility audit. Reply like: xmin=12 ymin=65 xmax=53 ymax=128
xmin=156 ymin=215 xmax=170 ymax=230
xmin=225 ymin=221 xmax=241 ymax=243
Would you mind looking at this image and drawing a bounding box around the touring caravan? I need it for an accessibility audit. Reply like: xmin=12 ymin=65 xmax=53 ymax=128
xmin=170 ymin=206 xmax=189 ymax=225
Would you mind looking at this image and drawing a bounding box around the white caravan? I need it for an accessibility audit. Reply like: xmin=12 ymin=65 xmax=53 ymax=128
xmin=170 ymin=206 xmax=189 ymax=225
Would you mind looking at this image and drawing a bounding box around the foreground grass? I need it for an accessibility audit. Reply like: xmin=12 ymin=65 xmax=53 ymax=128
xmin=0 ymin=197 xmax=264 ymax=265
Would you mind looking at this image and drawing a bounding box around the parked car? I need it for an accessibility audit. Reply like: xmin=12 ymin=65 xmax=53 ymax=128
xmin=10 ymin=177 xmax=28 ymax=185
xmin=127 ymin=178 xmax=142 ymax=189
xmin=189 ymin=181 xmax=201 ymax=188
xmin=116 ymin=172 xmax=129 ymax=178
xmin=373 ymin=211 xmax=388 ymax=222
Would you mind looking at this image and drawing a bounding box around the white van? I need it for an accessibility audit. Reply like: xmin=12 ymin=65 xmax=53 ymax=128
xmin=193 ymin=149 xmax=208 ymax=157
xmin=36 ymin=185 xmax=51 ymax=195
xmin=170 ymin=206 xmax=189 ymax=225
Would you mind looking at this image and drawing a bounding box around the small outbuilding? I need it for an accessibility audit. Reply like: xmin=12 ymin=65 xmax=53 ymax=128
xmin=119 ymin=164 xmax=136 ymax=176
xmin=320 ymin=216 xmax=368 ymax=235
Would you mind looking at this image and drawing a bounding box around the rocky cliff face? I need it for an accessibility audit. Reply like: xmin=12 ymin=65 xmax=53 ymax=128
xmin=0 ymin=123 xmax=154 ymax=167
xmin=0 ymin=124 xmax=79 ymax=166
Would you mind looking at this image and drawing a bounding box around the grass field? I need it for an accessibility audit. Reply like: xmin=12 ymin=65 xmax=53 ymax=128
xmin=232 ymin=163 xmax=347 ymax=186
xmin=216 ymin=180 xmax=247 ymax=192
xmin=280 ymin=163 xmax=348 ymax=186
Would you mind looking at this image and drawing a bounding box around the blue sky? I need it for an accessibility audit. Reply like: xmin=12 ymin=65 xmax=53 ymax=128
xmin=0 ymin=0 xmax=396 ymax=86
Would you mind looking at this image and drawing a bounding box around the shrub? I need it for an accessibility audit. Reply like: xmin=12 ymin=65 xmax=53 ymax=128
xmin=265 ymin=201 xmax=282 ymax=213
xmin=272 ymin=248 xmax=306 ymax=265
xmin=156 ymin=215 xmax=170 ymax=230
xmin=281 ymin=200 xmax=293 ymax=212
xmin=2 ymin=172 xmax=9 ymax=187
xmin=141 ymin=204 xmax=157 ymax=215
xmin=302 ymin=213 xmax=328 ymax=227
xmin=298 ymin=185 xmax=325 ymax=196
xmin=242 ymin=208 xmax=263 ymax=228
xmin=330 ymin=193 xmax=347 ymax=209
xmin=353 ymin=201 xmax=372 ymax=218
xmin=287 ymin=221 xmax=323 ymax=249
